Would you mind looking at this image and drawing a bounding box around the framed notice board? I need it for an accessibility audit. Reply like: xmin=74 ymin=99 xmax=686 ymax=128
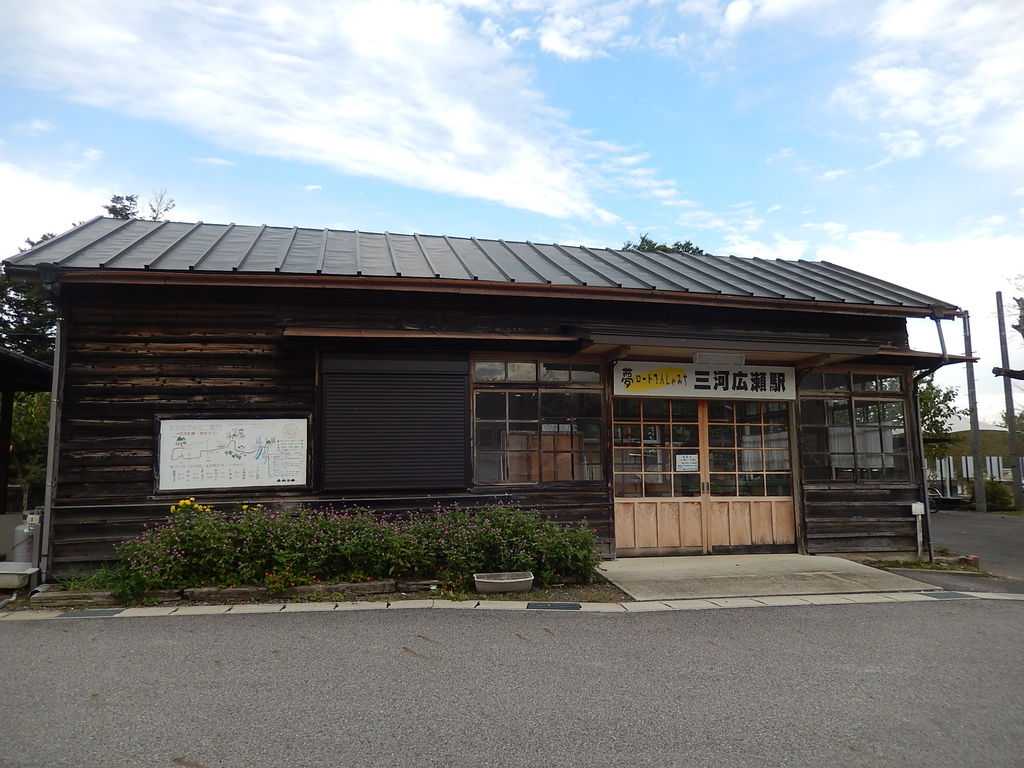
xmin=157 ymin=417 xmax=308 ymax=492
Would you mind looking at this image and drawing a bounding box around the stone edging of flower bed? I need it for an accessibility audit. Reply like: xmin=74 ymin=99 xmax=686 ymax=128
xmin=26 ymin=578 xmax=440 ymax=609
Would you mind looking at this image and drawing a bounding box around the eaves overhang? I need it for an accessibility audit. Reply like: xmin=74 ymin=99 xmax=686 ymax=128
xmin=0 ymin=346 xmax=53 ymax=392
xmin=4 ymin=217 xmax=964 ymax=320
xmin=2 ymin=264 xmax=960 ymax=320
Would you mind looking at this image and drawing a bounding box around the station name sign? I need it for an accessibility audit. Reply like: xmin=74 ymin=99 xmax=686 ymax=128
xmin=613 ymin=361 xmax=796 ymax=401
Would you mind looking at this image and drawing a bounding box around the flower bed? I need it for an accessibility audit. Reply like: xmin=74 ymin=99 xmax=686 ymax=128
xmin=104 ymin=499 xmax=599 ymax=601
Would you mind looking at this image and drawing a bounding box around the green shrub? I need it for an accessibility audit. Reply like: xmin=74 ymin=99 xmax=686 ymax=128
xmin=115 ymin=500 xmax=600 ymax=593
xmin=983 ymin=480 xmax=1015 ymax=511
xmin=54 ymin=565 xmax=148 ymax=603
xmin=965 ymin=480 xmax=1016 ymax=511
xmin=403 ymin=504 xmax=600 ymax=588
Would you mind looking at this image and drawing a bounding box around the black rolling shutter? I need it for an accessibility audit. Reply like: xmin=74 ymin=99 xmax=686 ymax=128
xmin=321 ymin=354 xmax=469 ymax=490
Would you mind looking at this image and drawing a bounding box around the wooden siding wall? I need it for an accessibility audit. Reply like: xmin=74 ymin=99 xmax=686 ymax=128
xmin=802 ymin=487 xmax=920 ymax=555
xmin=52 ymin=283 xmax=917 ymax=565
xmin=53 ymin=285 xmax=626 ymax=564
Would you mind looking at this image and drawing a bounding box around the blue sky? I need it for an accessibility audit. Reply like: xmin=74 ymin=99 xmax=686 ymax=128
xmin=0 ymin=0 xmax=1021 ymax=419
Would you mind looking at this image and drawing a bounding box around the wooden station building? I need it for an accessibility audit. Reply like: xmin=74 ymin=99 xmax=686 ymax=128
xmin=3 ymin=217 xmax=967 ymax=575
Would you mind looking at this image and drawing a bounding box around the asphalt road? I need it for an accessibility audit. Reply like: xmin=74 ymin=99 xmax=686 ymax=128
xmin=3 ymin=601 xmax=1022 ymax=768
xmin=902 ymin=510 xmax=1024 ymax=593
xmin=929 ymin=510 xmax=1024 ymax=579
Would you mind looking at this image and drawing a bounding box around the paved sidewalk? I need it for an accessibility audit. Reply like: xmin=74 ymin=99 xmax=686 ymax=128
xmin=597 ymin=553 xmax=934 ymax=601
xmin=2 ymin=589 xmax=1022 ymax=623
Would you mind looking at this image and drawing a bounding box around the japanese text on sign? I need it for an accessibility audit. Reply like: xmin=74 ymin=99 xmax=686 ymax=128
xmin=614 ymin=361 xmax=795 ymax=400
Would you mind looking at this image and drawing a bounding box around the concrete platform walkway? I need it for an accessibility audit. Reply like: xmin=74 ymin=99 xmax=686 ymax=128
xmin=598 ymin=554 xmax=936 ymax=601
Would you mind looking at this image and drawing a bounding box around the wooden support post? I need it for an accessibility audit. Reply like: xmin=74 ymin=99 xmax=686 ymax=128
xmin=0 ymin=389 xmax=12 ymax=516
xmin=996 ymin=292 xmax=1024 ymax=511
xmin=963 ymin=312 xmax=987 ymax=512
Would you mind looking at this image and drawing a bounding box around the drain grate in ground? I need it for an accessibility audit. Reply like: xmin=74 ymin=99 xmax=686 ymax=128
xmin=526 ymin=602 xmax=581 ymax=610
xmin=59 ymin=609 xmax=126 ymax=618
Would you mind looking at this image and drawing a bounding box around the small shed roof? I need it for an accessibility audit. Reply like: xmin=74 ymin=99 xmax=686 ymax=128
xmin=0 ymin=346 xmax=53 ymax=392
xmin=4 ymin=217 xmax=960 ymax=316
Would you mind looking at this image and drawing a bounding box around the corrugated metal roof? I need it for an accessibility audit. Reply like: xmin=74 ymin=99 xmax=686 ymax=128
xmin=3 ymin=216 xmax=960 ymax=312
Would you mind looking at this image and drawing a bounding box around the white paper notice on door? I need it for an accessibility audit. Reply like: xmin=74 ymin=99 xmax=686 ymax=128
xmin=675 ymin=453 xmax=699 ymax=472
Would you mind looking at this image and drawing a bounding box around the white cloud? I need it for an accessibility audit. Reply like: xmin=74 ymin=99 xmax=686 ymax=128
xmin=531 ymin=0 xmax=638 ymax=60
xmin=677 ymin=0 xmax=720 ymax=23
xmin=817 ymin=231 xmax=1024 ymax=420
xmin=299 ymin=184 xmax=323 ymax=191
xmin=765 ymin=147 xmax=794 ymax=163
xmin=193 ymin=157 xmax=237 ymax=166
xmin=665 ymin=198 xmax=773 ymax=245
xmin=871 ymin=128 xmax=926 ymax=165
xmin=0 ymin=1 xmax=626 ymax=222
xmin=0 ymin=162 xmax=106 ymax=255
xmin=965 ymin=213 xmax=1009 ymax=237
xmin=818 ymin=168 xmax=848 ymax=181
xmin=63 ymin=146 xmax=104 ymax=174
xmin=722 ymin=1 xmax=753 ymax=34
xmin=13 ymin=118 xmax=56 ymax=135
xmin=801 ymin=220 xmax=847 ymax=239
xmin=831 ymin=0 xmax=1024 ymax=168
xmin=724 ymin=232 xmax=807 ymax=260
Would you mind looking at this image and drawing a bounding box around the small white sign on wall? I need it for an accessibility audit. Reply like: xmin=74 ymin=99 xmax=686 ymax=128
xmin=158 ymin=418 xmax=307 ymax=491
xmin=675 ymin=453 xmax=699 ymax=472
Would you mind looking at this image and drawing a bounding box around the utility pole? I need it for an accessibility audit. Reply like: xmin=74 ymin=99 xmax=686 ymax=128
xmin=996 ymin=292 xmax=1024 ymax=511
xmin=962 ymin=312 xmax=987 ymax=512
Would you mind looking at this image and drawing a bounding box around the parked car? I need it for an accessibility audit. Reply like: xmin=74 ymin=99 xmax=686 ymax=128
xmin=928 ymin=487 xmax=973 ymax=511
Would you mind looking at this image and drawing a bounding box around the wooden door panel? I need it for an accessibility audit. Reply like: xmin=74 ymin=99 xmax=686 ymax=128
xmin=680 ymin=501 xmax=703 ymax=547
xmin=708 ymin=500 xmax=731 ymax=547
xmin=772 ymin=499 xmax=796 ymax=544
xmin=614 ymin=501 xmax=635 ymax=549
xmin=728 ymin=501 xmax=753 ymax=546
xmin=750 ymin=500 xmax=774 ymax=545
xmin=614 ymin=496 xmax=795 ymax=551
xmin=656 ymin=501 xmax=682 ymax=548
xmin=634 ymin=501 xmax=659 ymax=548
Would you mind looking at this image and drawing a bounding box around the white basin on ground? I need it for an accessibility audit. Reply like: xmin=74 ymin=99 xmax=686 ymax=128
xmin=0 ymin=562 xmax=40 ymax=589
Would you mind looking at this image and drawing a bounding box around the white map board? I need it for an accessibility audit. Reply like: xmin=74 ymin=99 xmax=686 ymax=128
xmin=158 ymin=418 xmax=307 ymax=491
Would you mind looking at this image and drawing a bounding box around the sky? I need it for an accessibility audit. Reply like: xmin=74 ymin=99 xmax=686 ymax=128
xmin=0 ymin=0 xmax=1021 ymax=420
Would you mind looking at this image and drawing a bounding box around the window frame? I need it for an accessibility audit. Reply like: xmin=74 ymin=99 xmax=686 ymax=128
xmin=797 ymin=370 xmax=914 ymax=485
xmin=471 ymin=357 xmax=605 ymax=486
xmin=612 ymin=397 xmax=793 ymax=499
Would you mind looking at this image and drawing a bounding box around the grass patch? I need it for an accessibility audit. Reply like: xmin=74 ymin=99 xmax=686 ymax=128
xmin=865 ymin=559 xmax=988 ymax=574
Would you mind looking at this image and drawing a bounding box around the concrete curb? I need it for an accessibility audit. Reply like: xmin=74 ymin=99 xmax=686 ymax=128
xmin=1 ymin=590 xmax=1022 ymax=622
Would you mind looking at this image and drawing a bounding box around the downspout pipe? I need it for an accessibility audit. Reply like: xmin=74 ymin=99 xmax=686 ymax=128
xmin=930 ymin=307 xmax=949 ymax=362
xmin=912 ymin=369 xmax=937 ymax=562
xmin=38 ymin=263 xmax=64 ymax=582
xmin=912 ymin=306 xmax=954 ymax=563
